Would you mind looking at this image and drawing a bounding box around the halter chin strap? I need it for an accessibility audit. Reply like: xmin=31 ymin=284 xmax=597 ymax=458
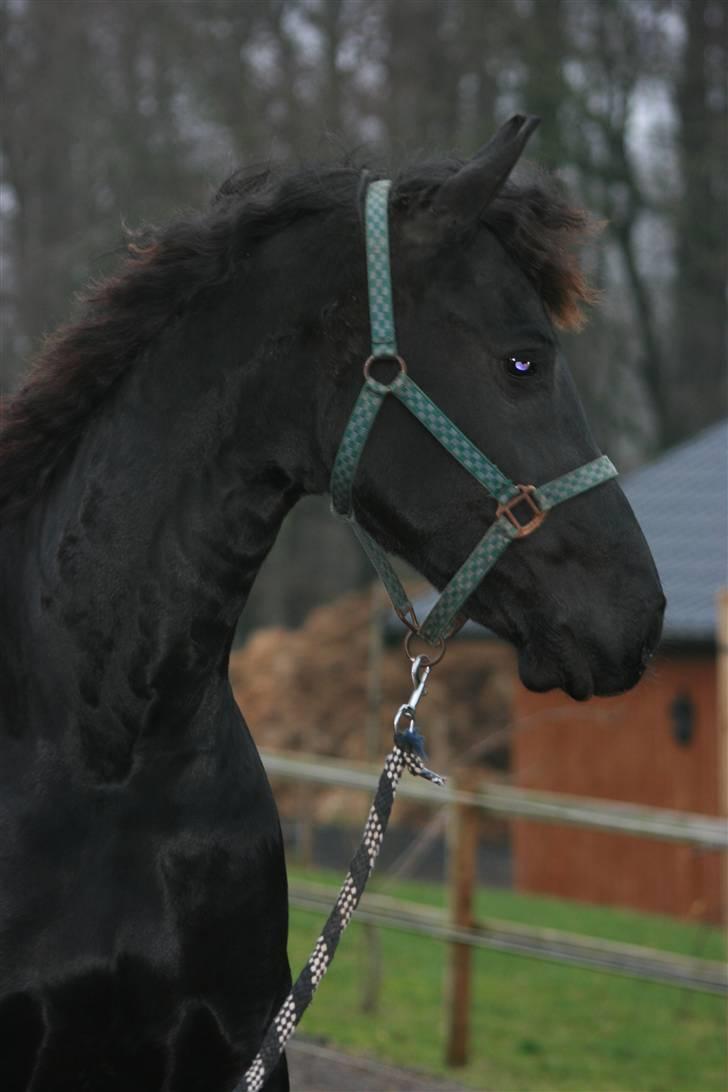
xmin=330 ymin=179 xmax=617 ymax=646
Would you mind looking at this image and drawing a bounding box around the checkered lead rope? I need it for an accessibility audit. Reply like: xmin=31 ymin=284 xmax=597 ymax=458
xmin=236 ymin=728 xmax=437 ymax=1092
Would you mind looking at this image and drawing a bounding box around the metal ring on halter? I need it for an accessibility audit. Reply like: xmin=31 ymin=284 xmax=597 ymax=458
xmin=404 ymin=630 xmax=447 ymax=667
xmin=363 ymin=354 xmax=407 ymax=393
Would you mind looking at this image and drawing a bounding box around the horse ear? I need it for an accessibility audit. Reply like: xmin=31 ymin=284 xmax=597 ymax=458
xmin=433 ymin=114 xmax=541 ymax=226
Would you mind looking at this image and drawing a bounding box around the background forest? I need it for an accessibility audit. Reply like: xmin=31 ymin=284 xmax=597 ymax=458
xmin=1 ymin=0 xmax=725 ymax=632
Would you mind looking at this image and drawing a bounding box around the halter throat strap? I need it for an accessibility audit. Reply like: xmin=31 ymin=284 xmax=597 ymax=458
xmin=330 ymin=179 xmax=617 ymax=646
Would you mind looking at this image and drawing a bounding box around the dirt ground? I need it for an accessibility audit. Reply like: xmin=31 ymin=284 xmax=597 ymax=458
xmin=287 ymin=1038 xmax=469 ymax=1092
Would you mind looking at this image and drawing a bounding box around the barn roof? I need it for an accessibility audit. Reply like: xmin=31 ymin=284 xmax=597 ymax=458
xmin=387 ymin=419 xmax=728 ymax=646
xmin=620 ymin=419 xmax=727 ymax=643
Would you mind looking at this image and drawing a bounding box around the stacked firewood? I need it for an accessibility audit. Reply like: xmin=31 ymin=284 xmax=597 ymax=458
xmin=229 ymin=587 xmax=515 ymax=827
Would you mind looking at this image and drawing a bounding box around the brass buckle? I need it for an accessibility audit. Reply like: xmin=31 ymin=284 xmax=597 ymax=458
xmin=496 ymin=485 xmax=546 ymax=538
xmin=395 ymin=604 xmax=419 ymax=634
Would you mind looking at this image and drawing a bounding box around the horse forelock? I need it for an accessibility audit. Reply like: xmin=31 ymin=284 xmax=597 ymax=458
xmin=484 ymin=167 xmax=603 ymax=331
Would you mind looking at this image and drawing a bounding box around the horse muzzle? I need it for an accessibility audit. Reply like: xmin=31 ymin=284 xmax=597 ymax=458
xmin=517 ymin=592 xmax=666 ymax=701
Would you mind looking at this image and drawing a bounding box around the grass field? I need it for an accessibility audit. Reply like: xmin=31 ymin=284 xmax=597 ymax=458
xmin=286 ymin=865 xmax=727 ymax=1092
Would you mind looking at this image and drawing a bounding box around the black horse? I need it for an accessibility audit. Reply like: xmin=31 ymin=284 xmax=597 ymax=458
xmin=0 ymin=118 xmax=664 ymax=1091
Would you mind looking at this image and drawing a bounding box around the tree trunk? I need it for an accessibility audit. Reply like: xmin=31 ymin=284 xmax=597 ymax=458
xmin=673 ymin=0 xmax=728 ymax=440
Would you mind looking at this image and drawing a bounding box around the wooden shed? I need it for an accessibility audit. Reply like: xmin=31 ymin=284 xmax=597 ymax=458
xmin=513 ymin=421 xmax=727 ymax=923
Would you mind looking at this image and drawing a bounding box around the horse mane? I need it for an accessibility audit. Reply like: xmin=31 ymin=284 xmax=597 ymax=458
xmin=484 ymin=167 xmax=601 ymax=330
xmin=0 ymin=160 xmax=598 ymax=518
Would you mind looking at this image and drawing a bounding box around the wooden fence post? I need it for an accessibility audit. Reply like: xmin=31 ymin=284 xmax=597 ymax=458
xmin=445 ymin=769 xmax=479 ymax=1067
xmin=717 ymin=589 xmax=728 ymax=1036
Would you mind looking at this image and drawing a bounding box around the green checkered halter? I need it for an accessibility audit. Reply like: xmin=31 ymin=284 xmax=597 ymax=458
xmin=330 ymin=179 xmax=617 ymax=646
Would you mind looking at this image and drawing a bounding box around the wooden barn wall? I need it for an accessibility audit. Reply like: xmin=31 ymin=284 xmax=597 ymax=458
xmin=512 ymin=654 xmax=722 ymax=923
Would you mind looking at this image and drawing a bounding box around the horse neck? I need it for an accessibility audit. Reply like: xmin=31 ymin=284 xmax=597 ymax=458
xmin=6 ymin=297 xmax=326 ymax=779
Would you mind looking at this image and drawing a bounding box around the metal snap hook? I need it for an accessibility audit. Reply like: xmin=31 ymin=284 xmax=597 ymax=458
xmin=393 ymin=655 xmax=431 ymax=732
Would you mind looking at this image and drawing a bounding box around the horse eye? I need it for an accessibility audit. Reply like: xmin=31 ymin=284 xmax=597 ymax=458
xmin=505 ymin=355 xmax=534 ymax=377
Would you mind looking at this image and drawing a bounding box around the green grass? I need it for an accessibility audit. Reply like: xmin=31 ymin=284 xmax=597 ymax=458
xmin=286 ymin=865 xmax=727 ymax=1092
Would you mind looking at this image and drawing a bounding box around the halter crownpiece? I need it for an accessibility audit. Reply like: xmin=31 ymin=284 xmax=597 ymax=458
xmin=330 ymin=179 xmax=617 ymax=646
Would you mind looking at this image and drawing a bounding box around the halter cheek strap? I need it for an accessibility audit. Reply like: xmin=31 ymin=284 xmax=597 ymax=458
xmin=330 ymin=179 xmax=617 ymax=646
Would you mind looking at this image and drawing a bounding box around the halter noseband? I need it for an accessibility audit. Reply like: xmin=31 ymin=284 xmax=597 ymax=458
xmin=330 ymin=179 xmax=617 ymax=647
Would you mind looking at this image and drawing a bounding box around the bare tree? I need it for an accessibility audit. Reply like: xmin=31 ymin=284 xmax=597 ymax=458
xmin=673 ymin=0 xmax=728 ymax=438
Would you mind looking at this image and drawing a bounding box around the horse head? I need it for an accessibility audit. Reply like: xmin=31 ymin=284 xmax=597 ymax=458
xmin=318 ymin=116 xmax=664 ymax=700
